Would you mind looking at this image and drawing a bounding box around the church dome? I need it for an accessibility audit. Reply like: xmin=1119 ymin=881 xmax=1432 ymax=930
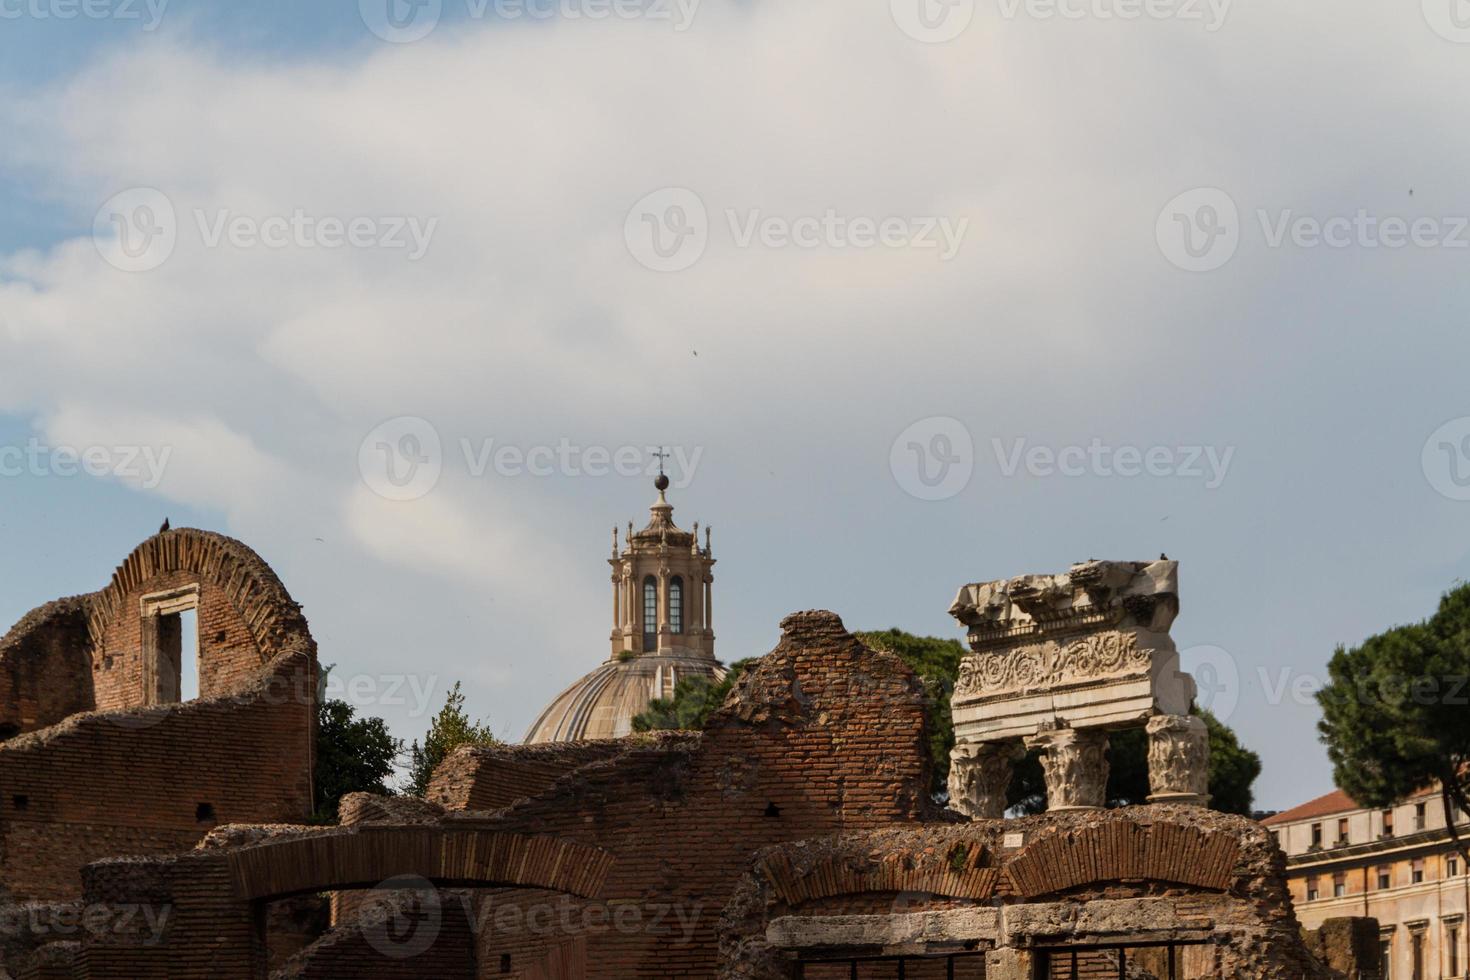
xmin=523 ymin=654 xmax=725 ymax=743
xmin=524 ymin=475 xmax=722 ymax=745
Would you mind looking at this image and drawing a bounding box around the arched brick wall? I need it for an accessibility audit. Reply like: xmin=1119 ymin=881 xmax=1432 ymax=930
xmin=0 ymin=529 xmax=319 ymax=904
xmin=86 ymin=529 xmax=312 ymax=711
xmin=76 ymin=827 xmax=613 ymax=980
xmin=227 ymin=828 xmax=613 ymax=901
xmin=1004 ymin=820 xmax=1239 ymax=898
xmin=719 ymin=809 xmax=1331 ymax=980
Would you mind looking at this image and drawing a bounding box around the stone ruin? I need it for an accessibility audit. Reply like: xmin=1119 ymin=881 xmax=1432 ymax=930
xmin=947 ymin=559 xmax=1210 ymax=819
xmin=0 ymin=538 xmax=1384 ymax=978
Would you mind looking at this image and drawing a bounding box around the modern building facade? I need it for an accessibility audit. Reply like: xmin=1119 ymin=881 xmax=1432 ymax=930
xmin=1266 ymin=786 xmax=1470 ymax=979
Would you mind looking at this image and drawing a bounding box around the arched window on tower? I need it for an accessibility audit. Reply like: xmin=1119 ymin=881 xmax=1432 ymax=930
xmin=643 ymin=576 xmax=658 ymax=652
xmin=670 ymin=577 xmax=684 ymax=634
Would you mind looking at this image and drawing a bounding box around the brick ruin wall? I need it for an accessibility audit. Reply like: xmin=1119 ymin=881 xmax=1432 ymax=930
xmin=0 ymin=648 xmax=316 ymax=902
xmin=427 ymin=740 xmax=632 ymax=814
xmin=0 ymin=598 xmax=95 ymax=737
xmin=87 ymin=530 xmax=311 ymax=710
xmin=28 ymin=599 xmax=1360 ymax=980
xmin=718 ymin=807 xmax=1336 ymax=980
xmin=273 ymin=609 xmax=936 ymax=979
xmin=1302 ymin=917 xmax=1385 ymax=979
xmin=0 ymin=529 xmax=317 ymax=904
xmin=459 ymin=610 xmax=935 ymax=979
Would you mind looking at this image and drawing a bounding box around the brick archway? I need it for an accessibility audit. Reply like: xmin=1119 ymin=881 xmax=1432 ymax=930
xmin=79 ymin=827 xmax=615 ymax=980
xmin=85 ymin=528 xmax=311 ymax=660
xmin=227 ymin=827 xmax=614 ymax=901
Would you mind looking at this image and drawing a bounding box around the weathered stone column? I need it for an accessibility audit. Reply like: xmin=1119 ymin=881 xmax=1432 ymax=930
xmin=1146 ymin=713 xmax=1210 ymax=806
xmin=1025 ymin=726 xmax=1109 ymax=811
xmin=948 ymin=741 xmax=1022 ymax=820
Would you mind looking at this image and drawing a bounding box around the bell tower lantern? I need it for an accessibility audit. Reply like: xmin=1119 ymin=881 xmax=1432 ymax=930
xmin=610 ymin=472 xmax=716 ymax=661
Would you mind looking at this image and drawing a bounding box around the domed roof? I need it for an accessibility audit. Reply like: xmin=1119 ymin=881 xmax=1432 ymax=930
xmin=523 ymin=654 xmax=724 ymax=744
xmin=630 ymin=486 xmax=695 ymax=548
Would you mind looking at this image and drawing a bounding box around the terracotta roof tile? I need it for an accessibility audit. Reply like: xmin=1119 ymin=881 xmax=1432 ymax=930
xmin=1261 ymin=789 xmax=1359 ymax=826
xmin=1262 ymin=784 xmax=1442 ymax=826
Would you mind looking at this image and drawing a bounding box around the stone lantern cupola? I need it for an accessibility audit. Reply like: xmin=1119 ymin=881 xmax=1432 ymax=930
xmin=610 ymin=472 xmax=717 ymax=661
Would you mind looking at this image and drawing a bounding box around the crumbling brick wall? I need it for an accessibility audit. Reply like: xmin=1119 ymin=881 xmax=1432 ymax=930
xmin=275 ymin=890 xmax=477 ymax=980
xmin=434 ymin=610 xmax=937 ymax=979
xmin=427 ymin=740 xmax=631 ymax=813
xmin=0 ymin=648 xmax=316 ymax=902
xmin=73 ymin=826 xmax=612 ymax=979
xmin=85 ymin=530 xmax=310 ymax=711
xmin=0 ymin=598 xmax=95 ymax=737
xmin=1303 ymin=917 xmax=1384 ymax=979
xmin=719 ymin=806 xmax=1338 ymax=980
xmin=0 ymin=529 xmax=318 ymax=905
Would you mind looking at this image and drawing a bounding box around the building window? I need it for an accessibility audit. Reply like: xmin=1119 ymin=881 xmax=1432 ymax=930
xmin=1379 ymin=867 xmax=1392 ymax=890
xmin=1384 ymin=809 xmax=1395 ymax=837
xmin=1412 ymin=860 xmax=1425 ymax=884
xmin=642 ymin=576 xmax=658 ymax=651
xmin=1412 ymin=929 xmax=1425 ymax=980
xmin=141 ymin=586 xmax=201 ymax=705
xmin=1416 ymin=802 xmax=1428 ymax=831
xmin=1338 ymin=817 xmax=1350 ymax=845
xmin=1333 ymin=872 xmax=1347 ymax=898
xmin=1450 ymin=856 xmax=1461 ymax=878
xmin=1448 ymin=923 xmax=1461 ymax=977
xmin=1311 ymin=823 xmax=1324 ymax=849
xmin=1306 ymin=877 xmax=1320 ymax=901
xmin=669 ymin=576 xmax=683 ymax=634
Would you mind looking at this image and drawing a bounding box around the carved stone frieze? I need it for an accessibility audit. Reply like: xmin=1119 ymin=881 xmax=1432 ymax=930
xmin=954 ymin=631 xmax=1150 ymax=701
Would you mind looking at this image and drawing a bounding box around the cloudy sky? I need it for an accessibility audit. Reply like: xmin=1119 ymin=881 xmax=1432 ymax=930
xmin=2 ymin=0 xmax=1469 ymax=810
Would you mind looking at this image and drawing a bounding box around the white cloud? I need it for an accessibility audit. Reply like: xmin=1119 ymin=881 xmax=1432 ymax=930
xmin=3 ymin=0 xmax=1470 ymax=804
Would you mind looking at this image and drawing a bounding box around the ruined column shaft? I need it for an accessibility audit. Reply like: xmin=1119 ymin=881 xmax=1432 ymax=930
xmin=1146 ymin=713 xmax=1211 ymax=806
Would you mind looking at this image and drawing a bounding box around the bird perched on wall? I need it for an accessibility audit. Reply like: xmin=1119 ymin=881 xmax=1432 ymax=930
xmin=159 ymin=518 xmax=171 ymax=533
xmin=1160 ymin=552 xmax=1169 ymax=560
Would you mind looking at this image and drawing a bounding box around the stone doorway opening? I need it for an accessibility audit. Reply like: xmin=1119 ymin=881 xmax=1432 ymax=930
xmin=798 ymin=952 xmax=989 ymax=979
xmin=1036 ymin=940 xmax=1213 ymax=979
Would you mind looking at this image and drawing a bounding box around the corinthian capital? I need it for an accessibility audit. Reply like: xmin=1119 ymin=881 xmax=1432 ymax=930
xmin=1146 ymin=714 xmax=1210 ymax=807
xmin=948 ymin=741 xmax=1022 ymax=820
xmin=1024 ymin=726 xmax=1109 ymax=811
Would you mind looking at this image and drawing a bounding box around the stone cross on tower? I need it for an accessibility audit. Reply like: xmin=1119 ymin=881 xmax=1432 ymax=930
xmin=945 ymin=559 xmax=1209 ymax=819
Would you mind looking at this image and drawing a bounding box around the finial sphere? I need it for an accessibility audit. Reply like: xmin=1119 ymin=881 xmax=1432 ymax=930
xmin=655 ymin=473 xmax=670 ymax=492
